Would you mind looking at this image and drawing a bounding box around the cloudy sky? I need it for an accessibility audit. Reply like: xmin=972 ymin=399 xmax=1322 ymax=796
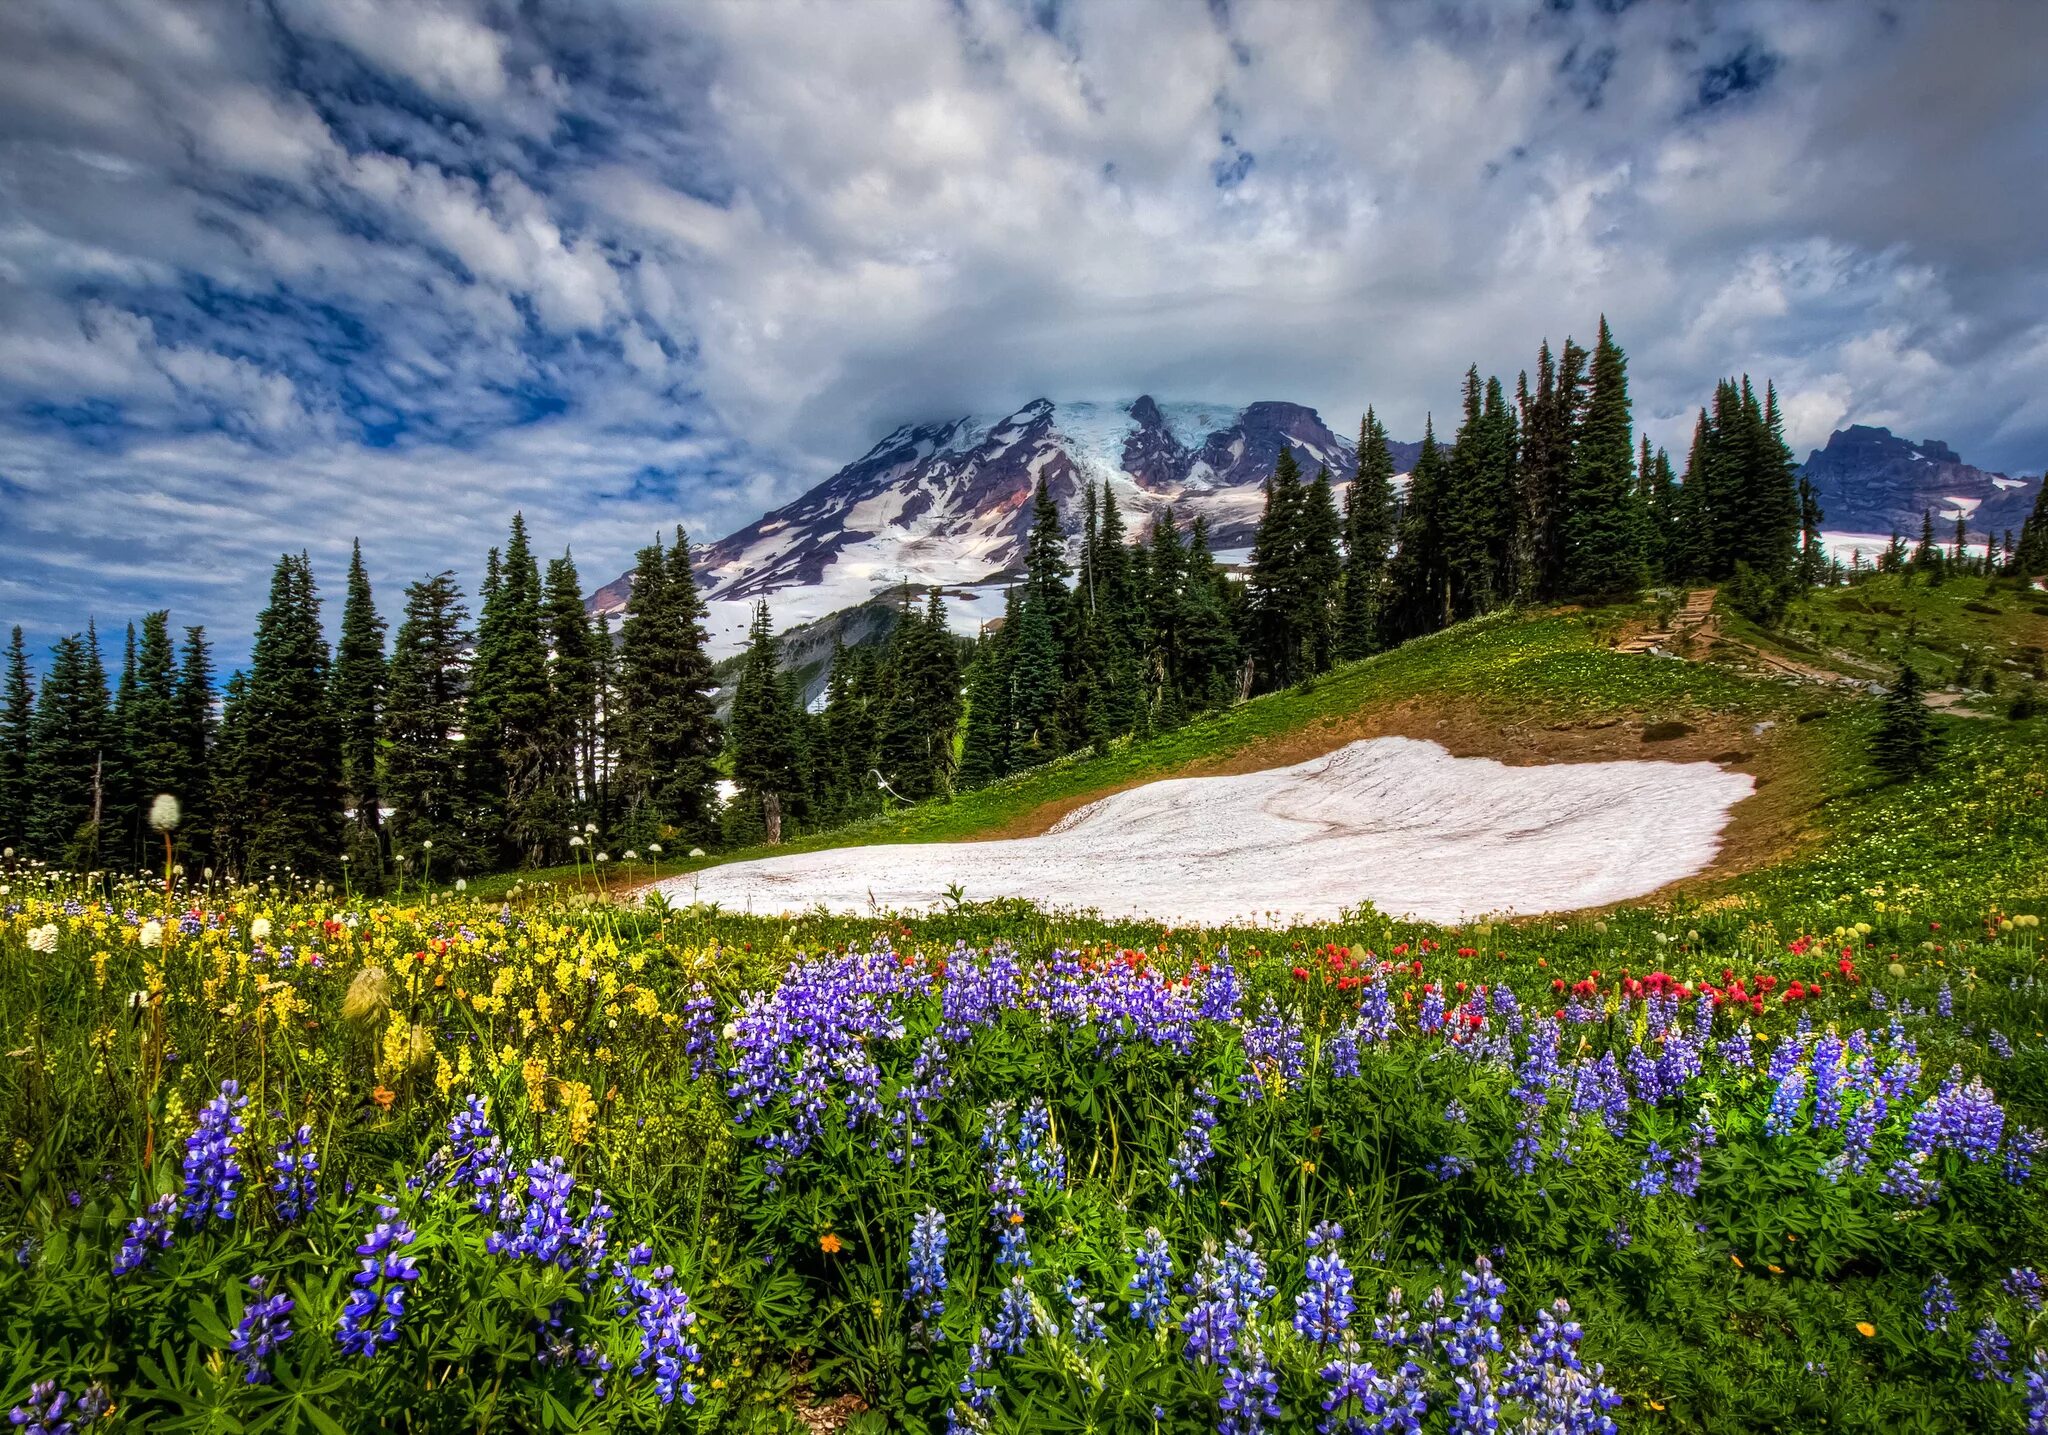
xmin=2 ymin=0 xmax=2045 ymax=667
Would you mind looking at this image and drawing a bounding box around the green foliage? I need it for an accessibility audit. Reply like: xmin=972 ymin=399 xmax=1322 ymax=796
xmin=1871 ymin=665 xmax=1942 ymax=780
xmin=237 ymin=554 xmax=344 ymax=881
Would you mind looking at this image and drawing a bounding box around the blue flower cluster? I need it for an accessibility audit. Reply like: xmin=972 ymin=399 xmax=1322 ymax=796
xmin=182 ymin=1078 xmax=247 ymax=1224
xmin=335 ymin=1206 xmax=420 ymax=1358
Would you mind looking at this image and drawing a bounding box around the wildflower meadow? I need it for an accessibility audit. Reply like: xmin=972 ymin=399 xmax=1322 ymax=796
xmin=1 ymin=824 xmax=2046 ymax=1433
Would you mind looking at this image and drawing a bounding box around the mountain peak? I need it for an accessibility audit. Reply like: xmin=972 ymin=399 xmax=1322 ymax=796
xmin=1800 ymin=425 xmax=2030 ymax=533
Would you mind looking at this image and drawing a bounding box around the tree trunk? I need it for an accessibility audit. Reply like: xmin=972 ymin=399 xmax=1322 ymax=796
xmin=763 ymin=791 xmax=782 ymax=847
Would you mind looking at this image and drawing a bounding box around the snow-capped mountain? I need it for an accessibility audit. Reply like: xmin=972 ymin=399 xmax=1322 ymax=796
xmin=1800 ymin=425 xmax=2034 ymax=537
xmin=592 ymin=396 xmax=1418 ymax=657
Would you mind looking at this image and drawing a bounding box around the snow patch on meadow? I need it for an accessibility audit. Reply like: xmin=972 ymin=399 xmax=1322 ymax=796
xmin=654 ymin=737 xmax=1754 ymax=925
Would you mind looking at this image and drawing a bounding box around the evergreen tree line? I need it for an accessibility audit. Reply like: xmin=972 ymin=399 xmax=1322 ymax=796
xmin=0 ymin=518 xmax=730 ymax=886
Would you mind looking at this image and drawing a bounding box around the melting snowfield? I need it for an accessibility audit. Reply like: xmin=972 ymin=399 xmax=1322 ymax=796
xmin=653 ymin=737 xmax=1754 ymax=925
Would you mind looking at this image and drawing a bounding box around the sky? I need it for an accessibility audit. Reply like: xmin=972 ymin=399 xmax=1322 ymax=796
xmin=2 ymin=0 xmax=2046 ymax=669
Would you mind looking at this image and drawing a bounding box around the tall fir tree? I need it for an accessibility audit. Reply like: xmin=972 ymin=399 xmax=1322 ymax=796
xmin=816 ymin=639 xmax=882 ymax=819
xmin=2016 ymin=464 xmax=2048 ymax=577
xmin=543 ymin=552 xmax=598 ymax=841
xmin=211 ymin=670 xmax=250 ymax=877
xmin=239 ymin=554 xmax=343 ymax=880
xmin=875 ymin=589 xmax=961 ymax=801
xmin=1245 ymin=446 xmax=1307 ymax=688
xmin=1388 ymin=419 xmax=1448 ymax=639
xmin=382 ymin=572 xmax=472 ymax=867
xmin=467 ymin=514 xmax=553 ymax=865
xmin=728 ymin=601 xmax=804 ymax=844
xmin=332 ymin=540 xmax=387 ymax=884
xmin=1009 ymin=480 xmax=1069 ymax=761
xmin=1871 ymin=664 xmax=1940 ymax=779
xmin=957 ymin=612 xmax=1013 ymax=792
xmin=126 ymin=613 xmax=184 ymax=861
xmin=0 ymin=628 xmax=31 ymax=853
xmin=1299 ymin=465 xmax=1344 ymax=674
xmin=173 ymin=628 xmax=216 ymax=871
xmin=1339 ymin=408 xmax=1398 ymax=659
xmin=27 ymin=631 xmax=113 ymax=865
xmin=617 ymin=528 xmax=720 ymax=844
xmin=1559 ymin=317 xmax=1645 ymax=597
xmin=1179 ymin=516 xmax=1241 ymax=710
xmin=107 ymin=622 xmax=140 ymax=867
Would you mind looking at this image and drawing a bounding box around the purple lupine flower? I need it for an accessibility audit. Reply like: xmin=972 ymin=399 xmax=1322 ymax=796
xmin=1293 ymin=1226 xmax=1354 ymax=1346
xmin=1765 ymin=1068 xmax=1806 ymax=1138
xmin=1356 ymin=979 xmax=1397 ymax=1043
xmin=270 ymin=1125 xmax=319 ymax=1223
xmin=5 ymin=1380 xmax=111 ymax=1433
xmin=1168 ymin=1084 xmax=1220 ymax=1192
xmin=991 ymin=1275 xmax=1034 ymax=1355
xmin=336 ymin=1205 xmax=420 ymax=1357
xmin=231 ymin=1275 xmax=295 ymax=1384
xmin=906 ymin=1208 xmax=948 ymax=1327
xmin=2003 ymin=1267 xmax=2045 ymax=1312
xmin=182 ymin=1079 xmax=248 ymax=1223
xmin=1937 ymin=982 xmax=1953 ymax=1018
xmin=1970 ymin=1320 xmax=2012 ymax=1383
xmin=1217 ymin=1341 xmax=1281 ymax=1435
xmin=617 ymin=1263 xmax=700 ymax=1406
xmin=1239 ymin=998 xmax=1306 ymax=1101
xmin=113 ymin=1193 xmax=178 ymax=1277
xmin=1633 ymin=1142 xmax=1671 ymax=1197
xmin=2024 ymin=1352 xmax=2048 ymax=1435
xmin=1811 ymin=1032 xmax=1847 ymax=1130
xmin=1127 ymin=1228 xmax=1173 ymax=1329
xmin=1880 ymin=1154 xmax=1942 ymax=1207
xmin=1922 ymin=1274 xmax=1957 ymax=1332
xmin=677 ymin=982 xmax=717 ymax=1078
xmin=1063 ymin=1274 xmax=1107 ymax=1345
xmin=2008 ymin=1125 xmax=2042 ymax=1186
xmin=1017 ymin=1098 xmax=1065 ymax=1187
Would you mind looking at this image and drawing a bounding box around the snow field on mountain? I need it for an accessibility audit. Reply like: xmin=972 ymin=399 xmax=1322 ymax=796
xmin=653 ymin=735 xmax=1754 ymax=924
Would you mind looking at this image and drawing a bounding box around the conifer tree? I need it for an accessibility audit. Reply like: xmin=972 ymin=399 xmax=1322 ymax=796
xmin=107 ymin=622 xmax=140 ymax=865
xmin=1444 ymin=371 xmax=1519 ymax=617
xmin=173 ymin=628 xmax=215 ymax=870
xmin=1871 ymin=664 xmax=1940 ymax=780
xmin=1300 ymin=465 xmax=1344 ymax=673
xmin=1145 ymin=511 xmax=1189 ymax=725
xmin=1339 ymin=409 xmax=1397 ymax=659
xmin=1642 ymin=436 xmax=1681 ymax=581
xmin=239 ymin=554 xmax=343 ymax=880
xmin=1388 ymin=419 xmax=1448 ymax=638
xmin=543 ymin=552 xmax=597 ymax=834
xmin=467 ymin=514 xmax=553 ymax=865
xmin=1559 ymin=317 xmax=1645 ymax=596
xmin=25 ymin=633 xmax=109 ymax=863
xmin=617 ymin=528 xmax=720 ymax=844
xmin=729 ymin=601 xmax=804 ymax=843
xmin=1009 ymin=480 xmax=1069 ymax=760
xmin=2016 ymin=469 xmax=2048 ymax=578
xmin=1094 ymin=482 xmax=1146 ymax=740
xmin=383 ymin=572 xmax=472 ymax=868
xmin=957 ymin=613 xmax=1013 ymax=792
xmin=817 ymin=639 xmax=881 ymax=819
xmin=0 ymin=628 xmax=31 ymax=853
xmin=1516 ymin=339 xmax=1587 ymax=600
xmin=1797 ymin=475 xmax=1828 ymax=588
xmin=333 ymin=540 xmax=387 ymax=883
xmin=590 ymin=610 xmax=620 ymax=831
xmin=875 ymin=589 xmax=961 ymax=800
xmin=1911 ymin=510 xmax=1939 ymax=573
xmin=127 ymin=613 xmax=184 ymax=856
xmin=1179 ymin=516 xmax=1241 ymax=710
xmin=1245 ymin=446 xmax=1307 ymax=688
xmin=211 ymin=671 xmax=250 ymax=877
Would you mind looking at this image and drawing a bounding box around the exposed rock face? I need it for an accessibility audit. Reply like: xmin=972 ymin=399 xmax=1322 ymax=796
xmin=1799 ymin=425 xmax=2035 ymax=536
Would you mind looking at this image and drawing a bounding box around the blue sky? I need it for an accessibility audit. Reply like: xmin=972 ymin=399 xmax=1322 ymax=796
xmin=2 ymin=0 xmax=2044 ymax=669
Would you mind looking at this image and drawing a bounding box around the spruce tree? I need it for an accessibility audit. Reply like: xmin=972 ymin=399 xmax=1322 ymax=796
xmin=0 ymin=627 xmax=31 ymax=853
xmin=1388 ymin=419 xmax=1449 ymax=638
xmin=1009 ymin=481 xmax=1069 ymax=759
xmin=818 ymin=639 xmax=881 ymax=819
xmin=240 ymin=554 xmax=343 ymax=880
xmin=107 ymin=622 xmax=140 ymax=866
xmin=1797 ymin=475 xmax=1828 ymax=588
xmin=1559 ymin=317 xmax=1645 ymax=597
xmin=127 ymin=613 xmax=184 ymax=859
xmin=383 ymin=572 xmax=472 ymax=867
xmin=1245 ymin=446 xmax=1308 ymax=688
xmin=875 ymin=590 xmax=961 ymax=800
xmin=466 ymin=515 xmax=553 ymax=865
xmin=211 ymin=671 xmax=250 ymax=877
xmin=27 ymin=631 xmax=113 ymax=865
xmin=1300 ymin=465 xmax=1344 ymax=674
xmin=1145 ymin=511 xmax=1189 ymax=724
xmin=333 ymin=540 xmax=387 ymax=884
xmin=1871 ymin=664 xmax=1940 ymax=780
xmin=957 ymin=614 xmax=1013 ymax=792
xmin=173 ymin=628 xmax=216 ymax=871
xmin=729 ymin=602 xmax=803 ymax=843
xmin=1094 ymin=482 xmax=1145 ymax=740
xmin=2014 ymin=468 xmax=2048 ymax=578
xmin=1179 ymin=516 xmax=1241 ymax=710
xmin=617 ymin=528 xmax=720 ymax=844
xmin=544 ymin=552 xmax=597 ymax=836
xmin=1339 ymin=408 xmax=1397 ymax=659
